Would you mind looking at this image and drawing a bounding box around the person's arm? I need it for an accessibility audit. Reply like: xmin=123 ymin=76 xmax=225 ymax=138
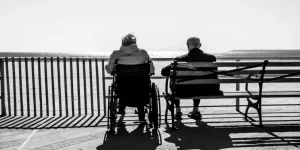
xmin=141 ymin=50 xmax=155 ymax=74
xmin=174 ymin=54 xmax=188 ymax=61
xmin=161 ymin=54 xmax=188 ymax=76
xmin=105 ymin=50 xmax=118 ymax=74
xmin=161 ymin=64 xmax=171 ymax=76
xmin=212 ymin=55 xmax=216 ymax=62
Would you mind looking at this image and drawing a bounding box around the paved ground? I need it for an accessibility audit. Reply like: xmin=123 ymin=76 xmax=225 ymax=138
xmin=1 ymin=100 xmax=300 ymax=150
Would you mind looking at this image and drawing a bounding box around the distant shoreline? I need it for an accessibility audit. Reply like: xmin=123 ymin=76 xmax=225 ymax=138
xmin=1 ymin=50 xmax=300 ymax=59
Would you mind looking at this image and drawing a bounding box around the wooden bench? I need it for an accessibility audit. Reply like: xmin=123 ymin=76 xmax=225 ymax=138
xmin=164 ymin=60 xmax=300 ymax=129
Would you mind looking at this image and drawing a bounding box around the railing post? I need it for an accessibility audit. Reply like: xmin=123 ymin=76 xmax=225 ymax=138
xmin=70 ymin=58 xmax=75 ymax=116
xmin=95 ymin=59 xmax=100 ymax=116
xmin=5 ymin=57 xmax=11 ymax=116
xmin=19 ymin=57 xmax=24 ymax=116
xmin=102 ymin=59 xmax=106 ymax=115
xmin=31 ymin=57 xmax=37 ymax=117
xmin=235 ymin=59 xmax=240 ymax=112
xmin=89 ymin=59 xmax=94 ymax=116
xmin=12 ymin=57 xmax=17 ymax=116
xmin=0 ymin=59 xmax=6 ymax=116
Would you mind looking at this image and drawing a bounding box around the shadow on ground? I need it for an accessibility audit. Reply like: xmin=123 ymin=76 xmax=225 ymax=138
xmin=97 ymin=123 xmax=162 ymax=150
xmin=164 ymin=120 xmax=233 ymax=150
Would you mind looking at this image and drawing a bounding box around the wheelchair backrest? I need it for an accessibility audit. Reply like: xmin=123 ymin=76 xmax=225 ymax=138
xmin=113 ymin=63 xmax=151 ymax=106
xmin=115 ymin=63 xmax=151 ymax=77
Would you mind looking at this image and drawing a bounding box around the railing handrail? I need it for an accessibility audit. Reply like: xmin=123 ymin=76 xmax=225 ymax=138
xmin=1 ymin=52 xmax=300 ymax=60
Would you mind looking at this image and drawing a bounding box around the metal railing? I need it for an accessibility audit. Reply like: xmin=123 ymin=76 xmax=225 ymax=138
xmin=1 ymin=52 xmax=300 ymax=118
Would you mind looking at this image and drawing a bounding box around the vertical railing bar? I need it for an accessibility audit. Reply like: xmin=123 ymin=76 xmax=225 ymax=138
xmin=31 ymin=57 xmax=37 ymax=117
xmin=38 ymin=57 xmax=42 ymax=117
xmin=44 ymin=57 xmax=49 ymax=116
xmin=64 ymin=57 xmax=68 ymax=116
xmin=235 ymin=59 xmax=240 ymax=112
xmin=25 ymin=57 xmax=30 ymax=116
xmin=89 ymin=59 xmax=94 ymax=116
xmin=83 ymin=59 xmax=87 ymax=115
xmin=12 ymin=57 xmax=17 ymax=116
xmin=19 ymin=57 xmax=23 ymax=116
xmin=77 ymin=58 xmax=81 ymax=116
xmin=57 ymin=57 xmax=62 ymax=117
xmin=101 ymin=59 xmax=106 ymax=115
xmin=95 ymin=59 xmax=100 ymax=116
xmin=70 ymin=58 xmax=74 ymax=116
xmin=0 ymin=59 xmax=5 ymax=116
xmin=51 ymin=57 xmax=55 ymax=116
xmin=5 ymin=57 xmax=11 ymax=116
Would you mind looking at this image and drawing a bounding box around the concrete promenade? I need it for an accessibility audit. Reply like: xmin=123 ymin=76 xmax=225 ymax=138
xmin=1 ymin=100 xmax=300 ymax=150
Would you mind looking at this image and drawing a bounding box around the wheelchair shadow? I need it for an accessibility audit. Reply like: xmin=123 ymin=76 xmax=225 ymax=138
xmin=164 ymin=120 xmax=233 ymax=150
xmin=97 ymin=123 xmax=162 ymax=150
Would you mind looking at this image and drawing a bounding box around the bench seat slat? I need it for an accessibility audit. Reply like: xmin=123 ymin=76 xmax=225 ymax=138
xmin=167 ymin=91 xmax=300 ymax=99
xmin=176 ymin=79 xmax=256 ymax=84
xmin=175 ymin=77 xmax=300 ymax=84
xmin=175 ymin=70 xmax=300 ymax=77
xmin=266 ymin=62 xmax=300 ymax=67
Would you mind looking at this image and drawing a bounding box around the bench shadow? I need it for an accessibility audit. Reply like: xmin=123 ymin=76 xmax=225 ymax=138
xmin=164 ymin=118 xmax=300 ymax=149
xmin=164 ymin=120 xmax=232 ymax=150
xmin=97 ymin=123 xmax=162 ymax=150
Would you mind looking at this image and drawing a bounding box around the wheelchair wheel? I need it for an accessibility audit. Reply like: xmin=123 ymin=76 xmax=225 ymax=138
xmin=150 ymin=83 xmax=160 ymax=130
xmin=108 ymin=85 xmax=117 ymax=133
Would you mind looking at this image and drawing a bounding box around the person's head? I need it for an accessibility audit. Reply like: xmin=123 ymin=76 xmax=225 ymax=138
xmin=186 ymin=36 xmax=201 ymax=51
xmin=121 ymin=33 xmax=136 ymax=46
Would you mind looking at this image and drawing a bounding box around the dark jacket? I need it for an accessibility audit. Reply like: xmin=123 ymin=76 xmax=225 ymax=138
xmin=161 ymin=48 xmax=223 ymax=96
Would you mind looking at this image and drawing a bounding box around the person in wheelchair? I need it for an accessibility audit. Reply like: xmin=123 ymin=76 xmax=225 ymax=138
xmin=105 ymin=33 xmax=155 ymax=123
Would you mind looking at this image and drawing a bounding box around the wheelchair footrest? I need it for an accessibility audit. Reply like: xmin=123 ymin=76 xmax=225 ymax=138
xmin=133 ymin=120 xmax=147 ymax=124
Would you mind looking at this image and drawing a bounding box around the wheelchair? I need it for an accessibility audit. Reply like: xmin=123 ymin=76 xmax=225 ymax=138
xmin=107 ymin=62 xmax=161 ymax=133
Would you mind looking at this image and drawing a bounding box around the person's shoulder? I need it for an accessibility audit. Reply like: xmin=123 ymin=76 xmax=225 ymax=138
xmin=111 ymin=49 xmax=121 ymax=54
xmin=201 ymin=50 xmax=216 ymax=59
xmin=109 ymin=49 xmax=122 ymax=58
xmin=204 ymin=52 xmax=216 ymax=57
xmin=138 ymin=48 xmax=148 ymax=53
xmin=138 ymin=49 xmax=151 ymax=56
xmin=175 ymin=54 xmax=188 ymax=61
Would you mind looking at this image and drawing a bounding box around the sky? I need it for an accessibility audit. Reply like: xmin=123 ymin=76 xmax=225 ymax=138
xmin=1 ymin=0 xmax=300 ymax=53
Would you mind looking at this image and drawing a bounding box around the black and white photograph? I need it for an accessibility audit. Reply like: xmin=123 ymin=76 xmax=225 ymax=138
xmin=1 ymin=0 xmax=300 ymax=149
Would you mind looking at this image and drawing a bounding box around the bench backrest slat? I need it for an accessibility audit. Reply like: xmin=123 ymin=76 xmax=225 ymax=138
xmin=171 ymin=60 xmax=300 ymax=86
xmin=266 ymin=62 xmax=300 ymax=67
xmin=177 ymin=62 xmax=300 ymax=68
xmin=175 ymin=70 xmax=300 ymax=76
xmin=177 ymin=62 xmax=266 ymax=68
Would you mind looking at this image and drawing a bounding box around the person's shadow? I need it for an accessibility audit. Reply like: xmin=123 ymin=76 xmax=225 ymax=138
xmin=96 ymin=122 xmax=162 ymax=150
xmin=164 ymin=120 xmax=233 ymax=150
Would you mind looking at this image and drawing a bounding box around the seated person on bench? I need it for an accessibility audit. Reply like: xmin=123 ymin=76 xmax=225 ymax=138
xmin=105 ymin=33 xmax=155 ymax=122
xmin=161 ymin=36 xmax=223 ymax=120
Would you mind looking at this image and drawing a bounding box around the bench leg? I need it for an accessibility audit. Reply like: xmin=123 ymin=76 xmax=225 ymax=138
xmin=170 ymin=99 xmax=176 ymax=130
xmin=235 ymin=98 xmax=240 ymax=112
xmin=164 ymin=99 xmax=170 ymax=128
xmin=258 ymin=98 xmax=263 ymax=127
xmin=245 ymin=97 xmax=263 ymax=127
xmin=244 ymin=98 xmax=250 ymax=119
xmin=258 ymin=106 xmax=263 ymax=127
